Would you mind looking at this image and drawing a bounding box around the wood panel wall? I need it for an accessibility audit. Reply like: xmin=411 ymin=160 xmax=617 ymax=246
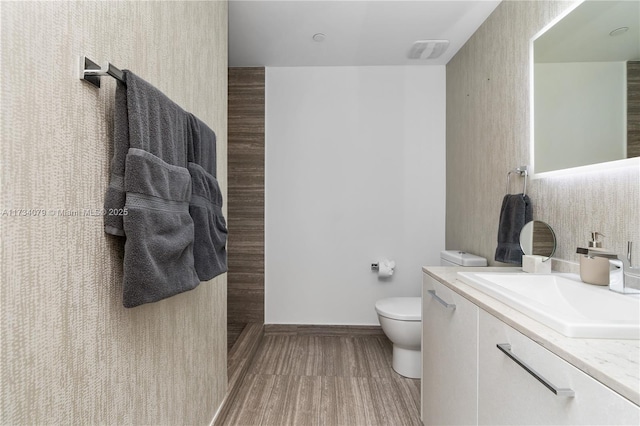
xmin=228 ymin=68 xmax=265 ymax=348
xmin=628 ymin=61 xmax=640 ymax=159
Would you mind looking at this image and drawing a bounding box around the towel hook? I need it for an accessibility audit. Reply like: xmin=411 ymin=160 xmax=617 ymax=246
xmin=506 ymin=166 xmax=528 ymax=196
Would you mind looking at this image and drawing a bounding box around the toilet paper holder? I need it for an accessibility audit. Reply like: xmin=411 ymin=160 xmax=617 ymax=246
xmin=371 ymin=260 xmax=396 ymax=273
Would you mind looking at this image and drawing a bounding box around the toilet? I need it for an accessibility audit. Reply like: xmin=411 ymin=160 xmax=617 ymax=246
xmin=375 ymin=250 xmax=487 ymax=379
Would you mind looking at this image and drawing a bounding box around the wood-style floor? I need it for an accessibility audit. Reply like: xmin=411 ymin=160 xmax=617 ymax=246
xmin=217 ymin=332 xmax=422 ymax=426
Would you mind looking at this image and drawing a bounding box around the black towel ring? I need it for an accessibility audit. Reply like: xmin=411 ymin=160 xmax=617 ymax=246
xmin=506 ymin=166 xmax=528 ymax=196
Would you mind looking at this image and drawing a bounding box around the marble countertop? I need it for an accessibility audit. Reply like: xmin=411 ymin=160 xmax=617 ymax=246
xmin=423 ymin=266 xmax=640 ymax=406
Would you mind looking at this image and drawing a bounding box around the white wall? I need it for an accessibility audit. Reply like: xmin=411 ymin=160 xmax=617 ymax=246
xmin=265 ymin=66 xmax=446 ymax=325
xmin=534 ymin=62 xmax=626 ymax=173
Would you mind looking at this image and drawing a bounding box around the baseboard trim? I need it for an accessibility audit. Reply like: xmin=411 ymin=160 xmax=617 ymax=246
xmin=264 ymin=324 xmax=385 ymax=337
xmin=213 ymin=322 xmax=264 ymax=426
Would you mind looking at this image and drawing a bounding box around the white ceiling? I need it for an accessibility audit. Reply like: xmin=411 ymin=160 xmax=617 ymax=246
xmin=229 ymin=0 xmax=502 ymax=67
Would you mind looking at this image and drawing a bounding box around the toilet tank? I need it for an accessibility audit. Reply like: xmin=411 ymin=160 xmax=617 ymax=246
xmin=440 ymin=250 xmax=487 ymax=267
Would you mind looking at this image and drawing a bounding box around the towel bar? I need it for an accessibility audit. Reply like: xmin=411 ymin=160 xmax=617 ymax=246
xmin=79 ymin=56 xmax=124 ymax=88
xmin=506 ymin=166 xmax=528 ymax=196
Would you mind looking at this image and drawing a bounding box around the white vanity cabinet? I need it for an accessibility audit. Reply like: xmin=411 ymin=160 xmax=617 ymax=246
xmin=422 ymin=274 xmax=478 ymax=426
xmin=478 ymin=309 xmax=640 ymax=425
xmin=421 ymin=272 xmax=640 ymax=426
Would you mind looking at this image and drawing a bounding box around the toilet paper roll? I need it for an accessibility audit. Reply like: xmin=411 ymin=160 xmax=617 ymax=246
xmin=378 ymin=259 xmax=395 ymax=278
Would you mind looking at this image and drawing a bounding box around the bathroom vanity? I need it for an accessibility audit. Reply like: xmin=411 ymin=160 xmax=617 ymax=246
xmin=421 ymin=266 xmax=640 ymax=426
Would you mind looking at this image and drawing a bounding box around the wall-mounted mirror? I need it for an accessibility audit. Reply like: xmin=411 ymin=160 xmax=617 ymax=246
xmin=520 ymin=220 xmax=556 ymax=261
xmin=532 ymin=0 xmax=640 ymax=175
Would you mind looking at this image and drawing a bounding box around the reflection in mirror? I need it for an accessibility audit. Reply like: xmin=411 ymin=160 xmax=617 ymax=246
xmin=533 ymin=0 xmax=640 ymax=174
xmin=520 ymin=220 xmax=556 ymax=260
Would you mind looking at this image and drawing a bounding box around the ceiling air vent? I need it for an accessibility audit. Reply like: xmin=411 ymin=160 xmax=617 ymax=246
xmin=408 ymin=40 xmax=450 ymax=60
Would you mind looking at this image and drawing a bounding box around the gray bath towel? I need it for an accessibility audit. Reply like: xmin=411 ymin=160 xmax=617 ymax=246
xmin=494 ymin=194 xmax=533 ymax=265
xmin=187 ymin=114 xmax=227 ymax=281
xmin=105 ymin=71 xmax=201 ymax=307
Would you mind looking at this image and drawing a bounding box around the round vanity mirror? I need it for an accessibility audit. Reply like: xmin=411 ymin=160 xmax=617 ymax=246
xmin=519 ymin=220 xmax=556 ymax=261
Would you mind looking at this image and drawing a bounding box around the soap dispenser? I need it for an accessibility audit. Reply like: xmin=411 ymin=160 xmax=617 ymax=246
xmin=578 ymin=232 xmax=609 ymax=286
xmin=588 ymin=232 xmax=604 ymax=249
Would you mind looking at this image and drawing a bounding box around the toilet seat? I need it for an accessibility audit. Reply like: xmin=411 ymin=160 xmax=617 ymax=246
xmin=375 ymin=297 xmax=421 ymax=321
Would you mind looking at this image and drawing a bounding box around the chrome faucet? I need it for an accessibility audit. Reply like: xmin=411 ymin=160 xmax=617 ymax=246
xmin=588 ymin=242 xmax=640 ymax=295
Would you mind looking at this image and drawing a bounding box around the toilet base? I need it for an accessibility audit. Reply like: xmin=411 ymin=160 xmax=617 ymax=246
xmin=392 ymin=345 xmax=421 ymax=379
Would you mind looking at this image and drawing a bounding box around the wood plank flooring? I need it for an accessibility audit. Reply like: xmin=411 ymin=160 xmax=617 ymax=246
xmin=216 ymin=333 xmax=422 ymax=426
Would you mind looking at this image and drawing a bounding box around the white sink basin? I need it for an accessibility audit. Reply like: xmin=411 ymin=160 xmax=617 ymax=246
xmin=457 ymin=272 xmax=640 ymax=339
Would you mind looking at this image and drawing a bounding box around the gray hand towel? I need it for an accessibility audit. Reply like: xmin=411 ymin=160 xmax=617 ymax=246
xmin=123 ymin=149 xmax=200 ymax=307
xmin=494 ymin=194 xmax=533 ymax=265
xmin=187 ymin=114 xmax=227 ymax=281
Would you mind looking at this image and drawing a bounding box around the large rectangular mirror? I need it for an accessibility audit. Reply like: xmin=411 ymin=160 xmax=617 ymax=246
xmin=532 ymin=0 xmax=640 ymax=175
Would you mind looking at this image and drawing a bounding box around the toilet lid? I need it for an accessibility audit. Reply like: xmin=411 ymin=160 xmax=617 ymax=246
xmin=375 ymin=297 xmax=421 ymax=321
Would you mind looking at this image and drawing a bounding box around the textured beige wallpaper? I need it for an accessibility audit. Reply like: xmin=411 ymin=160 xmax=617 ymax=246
xmin=1 ymin=1 xmax=228 ymax=424
xmin=446 ymin=0 xmax=640 ymax=271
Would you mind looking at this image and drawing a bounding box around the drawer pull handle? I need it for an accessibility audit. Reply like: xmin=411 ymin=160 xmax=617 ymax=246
xmin=427 ymin=290 xmax=456 ymax=310
xmin=497 ymin=343 xmax=575 ymax=398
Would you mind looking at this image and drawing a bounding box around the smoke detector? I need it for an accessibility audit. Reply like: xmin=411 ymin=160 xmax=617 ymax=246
xmin=312 ymin=33 xmax=326 ymax=42
xmin=408 ymin=40 xmax=450 ymax=60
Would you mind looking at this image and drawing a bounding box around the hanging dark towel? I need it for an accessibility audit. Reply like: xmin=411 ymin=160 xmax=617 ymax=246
xmin=122 ymin=149 xmax=200 ymax=307
xmin=187 ymin=114 xmax=228 ymax=281
xmin=494 ymin=194 xmax=533 ymax=265
xmin=104 ymin=71 xmax=200 ymax=307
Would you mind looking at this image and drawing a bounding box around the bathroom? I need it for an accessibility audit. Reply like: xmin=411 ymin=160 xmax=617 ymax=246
xmin=1 ymin=0 xmax=639 ymax=425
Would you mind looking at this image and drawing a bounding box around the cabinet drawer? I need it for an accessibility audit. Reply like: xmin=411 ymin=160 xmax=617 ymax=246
xmin=478 ymin=310 xmax=640 ymax=425
xmin=422 ymin=274 xmax=478 ymax=425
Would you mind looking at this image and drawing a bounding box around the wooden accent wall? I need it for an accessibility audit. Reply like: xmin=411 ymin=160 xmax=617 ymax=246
xmin=628 ymin=61 xmax=640 ymax=159
xmin=228 ymin=68 xmax=265 ymax=348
